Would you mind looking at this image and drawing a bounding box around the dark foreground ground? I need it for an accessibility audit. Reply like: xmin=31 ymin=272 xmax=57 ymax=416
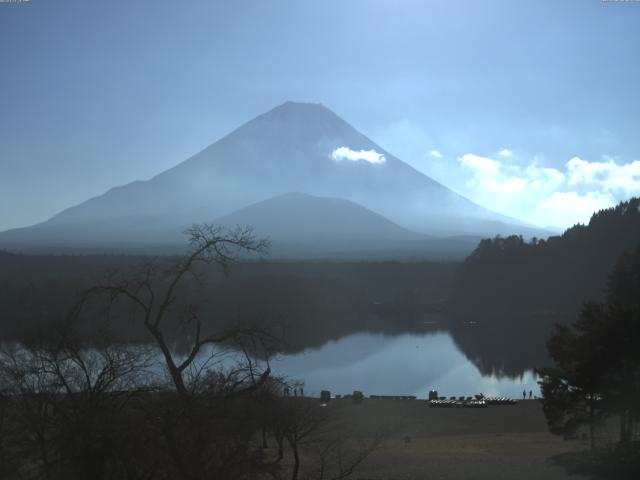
xmin=316 ymin=399 xmax=589 ymax=480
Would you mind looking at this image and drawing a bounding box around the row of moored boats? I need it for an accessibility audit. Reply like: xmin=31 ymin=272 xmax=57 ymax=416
xmin=429 ymin=396 xmax=518 ymax=408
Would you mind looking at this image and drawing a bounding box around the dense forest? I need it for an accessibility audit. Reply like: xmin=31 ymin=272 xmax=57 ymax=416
xmin=450 ymin=197 xmax=640 ymax=322
xmin=447 ymin=198 xmax=640 ymax=377
xmin=0 ymin=252 xmax=455 ymax=352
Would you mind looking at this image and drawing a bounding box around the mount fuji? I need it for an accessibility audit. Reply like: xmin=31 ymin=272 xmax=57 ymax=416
xmin=0 ymin=101 xmax=546 ymax=256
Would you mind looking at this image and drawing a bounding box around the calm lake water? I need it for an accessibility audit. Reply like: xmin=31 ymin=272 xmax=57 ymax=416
xmin=271 ymin=331 xmax=540 ymax=399
xmin=5 ymin=330 xmax=539 ymax=400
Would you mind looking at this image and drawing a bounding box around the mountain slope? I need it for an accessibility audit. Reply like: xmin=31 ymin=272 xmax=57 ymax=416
xmin=0 ymin=101 xmax=547 ymax=250
xmin=215 ymin=192 xmax=419 ymax=243
xmin=213 ymin=192 xmax=484 ymax=260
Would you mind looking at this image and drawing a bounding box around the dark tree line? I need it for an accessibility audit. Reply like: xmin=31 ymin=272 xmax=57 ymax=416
xmin=445 ymin=197 xmax=640 ymax=378
xmin=450 ymin=197 xmax=640 ymax=322
xmin=0 ymin=250 xmax=456 ymax=351
xmin=537 ymin=246 xmax=640 ymax=475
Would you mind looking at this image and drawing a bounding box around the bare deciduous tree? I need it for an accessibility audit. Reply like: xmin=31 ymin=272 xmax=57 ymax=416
xmin=263 ymin=395 xmax=384 ymax=480
xmin=0 ymin=331 xmax=153 ymax=480
xmin=306 ymin=429 xmax=385 ymax=480
xmin=72 ymin=224 xmax=272 ymax=397
xmin=1 ymin=224 xmax=380 ymax=480
xmin=64 ymin=224 xmax=281 ymax=480
xmin=282 ymin=398 xmax=329 ymax=480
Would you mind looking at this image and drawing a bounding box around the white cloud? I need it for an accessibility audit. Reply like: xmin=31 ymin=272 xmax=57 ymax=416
xmin=454 ymin=152 xmax=640 ymax=228
xmin=429 ymin=149 xmax=443 ymax=159
xmin=566 ymin=156 xmax=640 ymax=196
xmin=331 ymin=146 xmax=386 ymax=165
xmin=498 ymin=148 xmax=513 ymax=158
xmin=459 ymin=153 xmax=502 ymax=176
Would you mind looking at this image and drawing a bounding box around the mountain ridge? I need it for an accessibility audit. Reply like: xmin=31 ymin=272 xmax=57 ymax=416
xmin=214 ymin=191 xmax=420 ymax=243
xmin=0 ymin=101 xmax=550 ymax=253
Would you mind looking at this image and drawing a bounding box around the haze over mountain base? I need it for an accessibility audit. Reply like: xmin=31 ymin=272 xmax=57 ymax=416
xmin=0 ymin=102 xmax=550 ymax=257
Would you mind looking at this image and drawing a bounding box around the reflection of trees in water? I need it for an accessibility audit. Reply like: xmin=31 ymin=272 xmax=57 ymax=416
xmin=0 ymin=247 xmax=560 ymax=377
xmin=270 ymin=311 xmax=553 ymax=381
xmin=449 ymin=316 xmax=555 ymax=378
xmin=279 ymin=318 xmax=449 ymax=356
xmin=280 ymin=307 xmax=556 ymax=380
xmin=448 ymin=198 xmax=640 ymax=379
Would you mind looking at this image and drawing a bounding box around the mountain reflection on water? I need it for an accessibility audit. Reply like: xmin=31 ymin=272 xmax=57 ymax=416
xmin=271 ymin=330 xmax=543 ymax=399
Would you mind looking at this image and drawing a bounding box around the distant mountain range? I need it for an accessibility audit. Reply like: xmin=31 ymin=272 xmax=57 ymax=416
xmin=0 ymin=101 xmax=550 ymax=258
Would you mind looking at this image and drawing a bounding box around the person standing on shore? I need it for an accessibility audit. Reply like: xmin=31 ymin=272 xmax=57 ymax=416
xmin=523 ymin=389 xmax=526 ymax=400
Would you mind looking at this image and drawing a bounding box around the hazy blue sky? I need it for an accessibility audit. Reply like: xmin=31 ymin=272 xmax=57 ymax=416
xmin=1 ymin=0 xmax=639 ymax=231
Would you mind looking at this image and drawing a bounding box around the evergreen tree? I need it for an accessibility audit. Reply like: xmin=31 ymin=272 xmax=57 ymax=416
xmin=538 ymin=246 xmax=640 ymax=447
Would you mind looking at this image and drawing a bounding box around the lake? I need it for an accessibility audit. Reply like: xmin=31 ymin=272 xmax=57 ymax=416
xmin=2 ymin=329 xmax=540 ymax=401
xmin=271 ymin=331 xmax=540 ymax=399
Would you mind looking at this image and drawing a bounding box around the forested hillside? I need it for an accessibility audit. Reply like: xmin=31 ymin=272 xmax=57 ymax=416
xmin=0 ymin=252 xmax=455 ymax=349
xmin=450 ymin=197 xmax=640 ymax=322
